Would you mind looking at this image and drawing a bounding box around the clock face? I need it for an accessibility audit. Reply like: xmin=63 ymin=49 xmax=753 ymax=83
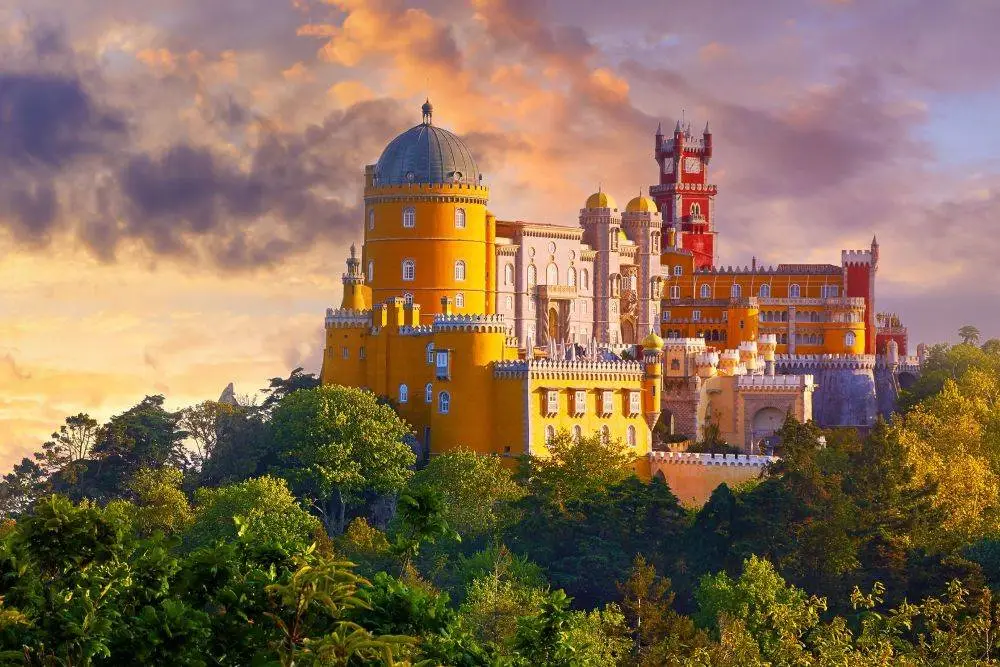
xmin=663 ymin=160 xmax=674 ymax=174
xmin=684 ymin=157 xmax=702 ymax=173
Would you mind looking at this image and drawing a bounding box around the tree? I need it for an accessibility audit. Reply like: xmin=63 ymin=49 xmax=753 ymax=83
xmin=391 ymin=488 xmax=460 ymax=573
xmin=123 ymin=466 xmax=193 ymax=536
xmin=520 ymin=429 xmax=636 ymax=510
xmin=263 ymin=555 xmax=414 ymax=666
xmin=0 ymin=458 xmax=46 ymax=519
xmin=259 ymin=367 xmax=320 ymax=416
xmin=179 ymin=400 xmax=237 ymax=470
xmin=186 ymin=476 xmax=322 ymax=555
xmin=35 ymin=413 xmax=99 ymax=478
xmin=409 ymin=448 xmax=524 ymax=540
xmin=269 ymin=385 xmax=415 ymax=535
xmin=959 ymin=325 xmax=982 ymax=345
xmin=695 ymin=555 xmax=826 ymax=664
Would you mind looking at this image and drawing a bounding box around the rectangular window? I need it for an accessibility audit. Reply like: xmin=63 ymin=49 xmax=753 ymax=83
xmin=574 ymin=390 xmax=586 ymax=415
xmin=359 ymin=346 xmax=366 ymax=360
xmin=341 ymin=346 xmax=349 ymax=359
xmin=692 ymin=310 xmax=701 ymax=321
xmin=662 ymin=310 xmax=671 ymax=321
xmin=629 ymin=391 xmax=641 ymax=416
xmin=435 ymin=350 xmax=450 ymax=380
xmin=673 ymin=266 xmax=683 ymax=276
xmin=601 ymin=390 xmax=613 ymax=415
xmin=546 ymin=390 xmax=559 ymax=415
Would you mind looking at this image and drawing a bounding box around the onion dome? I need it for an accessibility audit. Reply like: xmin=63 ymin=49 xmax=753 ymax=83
xmin=626 ymin=194 xmax=658 ymax=213
xmin=585 ymin=190 xmax=617 ymax=209
xmin=373 ymin=100 xmax=481 ymax=186
xmin=642 ymin=330 xmax=665 ymax=350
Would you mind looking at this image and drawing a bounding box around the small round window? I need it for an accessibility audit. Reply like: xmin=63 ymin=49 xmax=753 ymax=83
xmin=406 ymin=171 xmax=415 ymax=182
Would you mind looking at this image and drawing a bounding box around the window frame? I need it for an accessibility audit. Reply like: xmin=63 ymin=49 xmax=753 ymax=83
xmin=402 ymin=258 xmax=415 ymax=281
xmin=402 ymin=207 xmax=415 ymax=228
xmin=438 ymin=391 xmax=450 ymax=414
xmin=455 ymin=207 xmax=466 ymax=229
xmin=454 ymin=260 xmax=467 ymax=281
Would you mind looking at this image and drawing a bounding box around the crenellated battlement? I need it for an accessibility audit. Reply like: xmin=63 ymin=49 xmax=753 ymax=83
xmin=649 ymin=451 xmax=779 ymax=467
xmin=776 ymin=353 xmax=876 ymax=370
xmin=398 ymin=325 xmax=434 ymax=336
xmin=841 ymin=249 xmax=873 ymax=266
xmin=493 ymin=358 xmax=644 ymax=380
xmin=664 ymin=337 xmax=708 ymax=350
xmin=694 ymin=264 xmax=840 ymax=275
xmin=738 ymin=374 xmax=814 ymax=391
xmin=325 ymin=308 xmax=372 ymax=329
xmin=433 ymin=313 xmax=511 ymax=334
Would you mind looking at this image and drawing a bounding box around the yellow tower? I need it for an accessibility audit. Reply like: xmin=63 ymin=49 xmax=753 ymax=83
xmin=362 ymin=100 xmax=492 ymax=323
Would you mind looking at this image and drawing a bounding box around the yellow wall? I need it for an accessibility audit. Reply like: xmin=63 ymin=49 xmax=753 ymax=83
xmin=364 ymin=183 xmax=490 ymax=322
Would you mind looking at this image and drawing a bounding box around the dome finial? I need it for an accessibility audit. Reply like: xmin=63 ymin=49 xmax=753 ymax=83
xmin=422 ymin=98 xmax=433 ymax=125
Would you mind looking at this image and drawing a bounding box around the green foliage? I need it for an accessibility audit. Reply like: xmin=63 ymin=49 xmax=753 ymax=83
xmin=409 ymin=448 xmax=524 ymax=539
xmin=187 ymin=476 xmax=321 ymax=555
xmin=128 ymin=466 xmax=193 ymax=536
xmin=519 ymin=428 xmax=636 ymax=511
xmin=269 ymin=385 xmax=415 ymax=534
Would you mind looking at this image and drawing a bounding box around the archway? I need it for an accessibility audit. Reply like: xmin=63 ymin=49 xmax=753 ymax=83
xmin=752 ymin=407 xmax=785 ymax=436
xmin=547 ymin=307 xmax=561 ymax=343
xmin=621 ymin=319 xmax=636 ymax=345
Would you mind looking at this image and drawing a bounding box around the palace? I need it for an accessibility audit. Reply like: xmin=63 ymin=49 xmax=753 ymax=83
xmin=320 ymin=101 xmax=922 ymax=499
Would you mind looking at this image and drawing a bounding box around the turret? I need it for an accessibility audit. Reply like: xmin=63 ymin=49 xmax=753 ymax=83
xmin=758 ymin=334 xmax=777 ymax=376
xmin=695 ymin=351 xmax=719 ymax=379
xmin=703 ymin=121 xmax=712 ymax=163
xmin=641 ymin=331 xmax=664 ymax=431
xmin=340 ymin=244 xmax=371 ymax=311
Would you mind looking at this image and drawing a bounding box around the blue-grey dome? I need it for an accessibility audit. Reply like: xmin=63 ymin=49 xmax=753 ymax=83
xmin=373 ymin=103 xmax=481 ymax=186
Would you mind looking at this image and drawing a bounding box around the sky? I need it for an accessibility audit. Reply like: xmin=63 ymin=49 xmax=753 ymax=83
xmin=1 ymin=0 xmax=999 ymax=472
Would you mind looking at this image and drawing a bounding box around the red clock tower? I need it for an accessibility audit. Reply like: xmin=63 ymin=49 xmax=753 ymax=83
xmin=650 ymin=120 xmax=717 ymax=269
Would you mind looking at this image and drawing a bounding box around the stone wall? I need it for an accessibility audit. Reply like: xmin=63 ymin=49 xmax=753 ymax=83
xmin=650 ymin=452 xmax=777 ymax=506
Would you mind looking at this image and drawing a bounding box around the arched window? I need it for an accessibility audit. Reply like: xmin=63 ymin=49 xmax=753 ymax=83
xmin=455 ymin=208 xmax=466 ymax=229
xmin=780 ymin=333 xmax=788 ymax=344
xmin=546 ymin=263 xmax=558 ymax=285
xmin=368 ymin=209 xmax=375 ymax=230
xmin=759 ymin=284 xmax=771 ymax=298
xmin=568 ymin=267 xmax=577 ymax=288
xmin=402 ymin=259 xmax=415 ymax=281
xmin=690 ymin=203 xmax=701 ymax=216
xmin=545 ymin=425 xmax=555 ymax=444
xmin=527 ymin=264 xmax=537 ymax=288
xmin=505 ymin=295 xmax=513 ymax=309
xmin=731 ymin=284 xmax=742 ymax=298
xmin=454 ymin=260 xmax=466 ymax=281
xmin=669 ymin=285 xmax=680 ymax=299
xmin=673 ymin=265 xmax=683 ymax=276
xmin=572 ymin=425 xmax=582 ymax=441
xmin=601 ymin=425 xmax=611 ymax=442
xmin=455 ymin=293 xmax=465 ymax=308
xmin=651 ymin=232 xmax=660 ymax=253
xmin=504 ymin=263 xmax=514 ymax=285
xmin=424 ymin=383 xmax=433 ymax=403
xmin=700 ymin=284 xmax=711 ymax=299
xmin=367 ymin=260 xmax=374 ymax=282
xmin=845 ymin=332 xmax=856 ymax=348
xmin=403 ymin=292 xmax=413 ymax=306
xmin=438 ymin=391 xmax=450 ymax=414
xmin=426 ymin=343 xmax=434 ymax=363
xmin=399 ymin=384 xmax=408 ymax=403
xmin=671 ymin=359 xmax=681 ymax=370
xmin=402 ymin=207 xmax=415 ymax=228
xmin=789 ymin=284 xmax=801 ymax=298
xmin=582 ymin=268 xmax=590 ymax=290
xmin=627 ymin=425 xmax=636 ymax=448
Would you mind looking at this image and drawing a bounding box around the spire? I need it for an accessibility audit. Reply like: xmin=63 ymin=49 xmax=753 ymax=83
xmin=704 ymin=120 xmax=711 ymax=134
xmin=421 ymin=98 xmax=433 ymax=125
xmin=656 ymin=121 xmax=663 ymax=136
xmin=349 ymin=243 xmax=357 ymax=259
xmin=871 ymin=234 xmax=878 ymax=247
xmin=674 ymin=119 xmax=682 ymax=133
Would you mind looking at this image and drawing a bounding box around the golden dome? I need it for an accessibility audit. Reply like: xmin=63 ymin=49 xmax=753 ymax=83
xmin=626 ymin=195 xmax=658 ymax=213
xmin=642 ymin=330 xmax=665 ymax=350
xmin=585 ymin=190 xmax=616 ymax=210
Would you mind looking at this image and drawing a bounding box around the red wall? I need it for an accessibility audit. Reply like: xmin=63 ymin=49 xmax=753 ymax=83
xmin=845 ymin=263 xmax=875 ymax=354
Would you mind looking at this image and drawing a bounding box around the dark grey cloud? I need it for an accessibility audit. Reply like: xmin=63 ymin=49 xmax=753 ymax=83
xmin=79 ymin=98 xmax=409 ymax=269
